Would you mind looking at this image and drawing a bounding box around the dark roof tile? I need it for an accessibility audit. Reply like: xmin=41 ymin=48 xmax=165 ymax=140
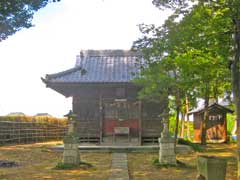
xmin=44 ymin=50 xmax=143 ymax=83
xmin=188 ymin=102 xmax=234 ymax=114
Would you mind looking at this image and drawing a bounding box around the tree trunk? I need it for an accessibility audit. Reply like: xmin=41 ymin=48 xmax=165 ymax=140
xmin=174 ymin=90 xmax=181 ymax=148
xmin=174 ymin=105 xmax=180 ymax=147
xmin=186 ymin=96 xmax=191 ymax=140
xmin=232 ymin=18 xmax=240 ymax=180
xmin=201 ymin=85 xmax=210 ymax=145
xmin=180 ymin=111 xmax=185 ymax=138
xmin=213 ymin=81 xmax=219 ymax=104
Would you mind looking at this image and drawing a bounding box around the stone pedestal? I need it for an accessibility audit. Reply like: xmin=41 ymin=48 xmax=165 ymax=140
xmin=158 ymin=136 xmax=176 ymax=164
xmin=158 ymin=118 xmax=176 ymax=165
xmin=197 ymin=156 xmax=227 ymax=180
xmin=63 ymin=135 xmax=80 ymax=165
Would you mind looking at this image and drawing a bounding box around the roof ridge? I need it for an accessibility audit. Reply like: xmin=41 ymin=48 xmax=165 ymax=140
xmin=78 ymin=49 xmax=143 ymax=58
xmin=75 ymin=51 xmax=144 ymax=67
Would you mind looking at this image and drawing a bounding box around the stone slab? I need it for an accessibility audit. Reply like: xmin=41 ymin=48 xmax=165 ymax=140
xmin=109 ymin=153 xmax=129 ymax=180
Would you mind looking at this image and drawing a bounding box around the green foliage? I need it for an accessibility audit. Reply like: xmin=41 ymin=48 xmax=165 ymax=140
xmin=133 ymin=2 xmax=232 ymax=145
xmin=150 ymin=0 xmax=240 ymax=151
xmin=226 ymin=114 xmax=237 ymax=143
xmin=55 ymin=161 xmax=92 ymax=170
xmin=169 ymin=114 xmax=176 ymax=135
xmin=0 ymin=0 xmax=60 ymax=41
xmin=177 ymin=138 xmax=204 ymax=152
xmin=167 ymin=113 xmax=194 ymax=138
xmin=134 ymin=3 xmax=232 ymax=100
xmin=227 ymin=114 xmax=236 ymax=135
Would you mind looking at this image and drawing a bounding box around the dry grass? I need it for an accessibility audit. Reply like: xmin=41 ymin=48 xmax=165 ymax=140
xmin=0 ymin=142 xmax=237 ymax=180
xmin=0 ymin=141 xmax=111 ymax=180
xmin=128 ymin=143 xmax=237 ymax=180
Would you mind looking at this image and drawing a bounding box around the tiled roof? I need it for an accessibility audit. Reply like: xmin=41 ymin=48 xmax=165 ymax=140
xmin=44 ymin=50 xmax=143 ymax=84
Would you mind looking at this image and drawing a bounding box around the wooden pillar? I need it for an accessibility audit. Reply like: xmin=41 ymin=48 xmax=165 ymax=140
xmin=138 ymin=100 xmax=142 ymax=145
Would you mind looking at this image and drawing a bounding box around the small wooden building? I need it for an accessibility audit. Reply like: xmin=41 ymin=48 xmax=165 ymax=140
xmin=42 ymin=50 xmax=164 ymax=144
xmin=189 ymin=103 xmax=233 ymax=143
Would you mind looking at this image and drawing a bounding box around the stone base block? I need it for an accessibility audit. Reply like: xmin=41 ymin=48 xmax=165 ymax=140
xmin=159 ymin=137 xmax=176 ymax=165
xmin=197 ymin=156 xmax=227 ymax=180
xmin=63 ymin=143 xmax=80 ymax=165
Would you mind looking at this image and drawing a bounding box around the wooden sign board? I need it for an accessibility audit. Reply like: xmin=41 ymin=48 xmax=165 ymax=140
xmin=114 ymin=127 xmax=129 ymax=135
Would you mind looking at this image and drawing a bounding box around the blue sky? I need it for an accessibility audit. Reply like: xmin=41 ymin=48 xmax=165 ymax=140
xmin=0 ymin=0 xmax=171 ymax=117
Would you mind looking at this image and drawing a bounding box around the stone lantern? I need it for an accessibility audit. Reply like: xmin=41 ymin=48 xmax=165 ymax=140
xmin=63 ymin=110 xmax=80 ymax=165
xmin=158 ymin=116 xmax=176 ymax=165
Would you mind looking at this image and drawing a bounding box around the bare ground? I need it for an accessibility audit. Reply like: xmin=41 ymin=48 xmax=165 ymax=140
xmin=0 ymin=141 xmax=111 ymax=180
xmin=0 ymin=142 xmax=237 ymax=180
xmin=128 ymin=143 xmax=237 ymax=180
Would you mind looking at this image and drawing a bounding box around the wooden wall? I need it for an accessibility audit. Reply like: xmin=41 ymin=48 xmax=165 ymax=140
xmin=193 ymin=108 xmax=227 ymax=143
xmin=71 ymin=84 xmax=163 ymax=142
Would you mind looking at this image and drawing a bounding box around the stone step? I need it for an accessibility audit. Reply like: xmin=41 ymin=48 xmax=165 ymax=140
xmin=54 ymin=144 xmax=193 ymax=154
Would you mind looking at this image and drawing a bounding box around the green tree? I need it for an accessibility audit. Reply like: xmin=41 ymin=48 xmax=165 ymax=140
xmin=153 ymin=0 xmax=240 ymax=177
xmin=0 ymin=0 xmax=60 ymax=41
xmin=133 ymin=3 xmax=231 ymax=145
xmin=136 ymin=0 xmax=240 ymax=176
